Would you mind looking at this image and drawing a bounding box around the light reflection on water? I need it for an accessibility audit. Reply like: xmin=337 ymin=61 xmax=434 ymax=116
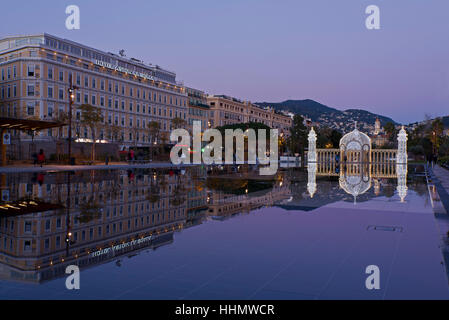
xmin=0 ymin=164 xmax=442 ymax=299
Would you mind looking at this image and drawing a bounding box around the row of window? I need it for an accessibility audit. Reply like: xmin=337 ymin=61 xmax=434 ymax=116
xmin=44 ymin=37 xmax=176 ymax=83
xmin=1 ymin=212 xmax=182 ymax=252
xmin=0 ymin=65 xmax=17 ymax=80
xmin=0 ymin=202 xmax=185 ymax=237
xmin=0 ymin=85 xmax=17 ymax=99
xmin=41 ymin=63 xmax=185 ymax=105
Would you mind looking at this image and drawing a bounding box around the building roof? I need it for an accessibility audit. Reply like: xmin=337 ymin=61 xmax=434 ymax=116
xmin=0 ymin=33 xmax=178 ymax=84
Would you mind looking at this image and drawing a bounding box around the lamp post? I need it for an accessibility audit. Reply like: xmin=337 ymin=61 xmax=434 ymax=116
xmin=67 ymin=74 xmax=79 ymax=165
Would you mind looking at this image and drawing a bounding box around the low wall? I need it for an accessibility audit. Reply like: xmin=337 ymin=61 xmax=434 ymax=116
xmin=6 ymin=140 xmax=120 ymax=161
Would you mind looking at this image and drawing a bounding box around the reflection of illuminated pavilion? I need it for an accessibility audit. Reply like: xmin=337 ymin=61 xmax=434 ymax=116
xmin=338 ymin=164 xmax=371 ymax=204
xmin=307 ymin=161 xmax=408 ymax=202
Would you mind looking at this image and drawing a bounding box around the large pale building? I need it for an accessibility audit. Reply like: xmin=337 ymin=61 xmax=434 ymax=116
xmin=207 ymin=95 xmax=246 ymax=127
xmin=0 ymin=34 xmax=188 ymax=157
xmin=207 ymin=95 xmax=292 ymax=136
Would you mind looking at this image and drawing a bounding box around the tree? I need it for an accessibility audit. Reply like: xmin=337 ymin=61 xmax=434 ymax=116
xmin=384 ymin=122 xmax=397 ymax=142
xmin=148 ymin=121 xmax=160 ymax=144
xmin=315 ymin=127 xmax=342 ymax=148
xmin=109 ymin=124 xmax=122 ymax=143
xmin=439 ymin=136 xmax=449 ymax=158
xmin=171 ymin=117 xmax=187 ymax=130
xmin=130 ymin=125 xmax=140 ymax=147
xmin=329 ymin=129 xmax=342 ymax=148
xmin=53 ymin=110 xmax=69 ymax=161
xmin=160 ymin=131 xmax=169 ymax=147
xmin=430 ymin=118 xmax=444 ymax=154
xmin=288 ymin=114 xmax=308 ymax=157
xmin=79 ymin=104 xmax=104 ymax=161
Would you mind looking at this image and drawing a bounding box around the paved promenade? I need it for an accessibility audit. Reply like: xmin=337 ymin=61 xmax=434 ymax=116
xmin=432 ymin=165 xmax=449 ymax=213
xmin=0 ymin=162 xmax=196 ymax=173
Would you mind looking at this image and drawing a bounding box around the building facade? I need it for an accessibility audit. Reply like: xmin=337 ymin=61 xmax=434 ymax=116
xmin=371 ymin=118 xmax=388 ymax=147
xmin=0 ymin=34 xmax=188 ymax=157
xmin=207 ymin=95 xmax=246 ymax=127
xmin=186 ymin=87 xmax=211 ymax=132
xmin=207 ymin=95 xmax=292 ymax=135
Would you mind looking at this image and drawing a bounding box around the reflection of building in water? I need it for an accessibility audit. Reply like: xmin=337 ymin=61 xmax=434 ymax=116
xmin=185 ymin=169 xmax=209 ymax=228
xmin=0 ymin=169 xmax=192 ymax=283
xmin=374 ymin=179 xmax=381 ymax=196
xmin=206 ymin=178 xmax=291 ymax=220
xmin=0 ymin=166 xmax=290 ymax=283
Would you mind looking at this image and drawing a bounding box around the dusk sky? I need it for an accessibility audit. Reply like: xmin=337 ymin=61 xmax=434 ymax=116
xmin=1 ymin=0 xmax=448 ymax=124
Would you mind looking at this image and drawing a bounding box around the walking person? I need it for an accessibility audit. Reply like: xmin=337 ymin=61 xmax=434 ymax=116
xmin=37 ymin=149 xmax=45 ymax=167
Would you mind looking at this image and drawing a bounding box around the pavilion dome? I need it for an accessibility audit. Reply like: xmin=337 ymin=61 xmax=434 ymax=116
xmin=340 ymin=126 xmax=371 ymax=151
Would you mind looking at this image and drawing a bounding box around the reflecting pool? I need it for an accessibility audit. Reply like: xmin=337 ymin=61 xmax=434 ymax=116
xmin=0 ymin=164 xmax=447 ymax=299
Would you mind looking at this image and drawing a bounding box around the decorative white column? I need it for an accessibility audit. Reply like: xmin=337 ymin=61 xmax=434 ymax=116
xmin=307 ymin=162 xmax=317 ymax=198
xmin=308 ymin=127 xmax=317 ymax=163
xmin=396 ymin=126 xmax=408 ymax=164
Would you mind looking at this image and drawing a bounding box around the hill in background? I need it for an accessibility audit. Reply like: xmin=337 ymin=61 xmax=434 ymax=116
xmin=256 ymin=99 xmax=398 ymax=133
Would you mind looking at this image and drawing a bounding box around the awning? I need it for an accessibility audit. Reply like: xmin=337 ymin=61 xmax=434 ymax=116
xmin=0 ymin=199 xmax=64 ymax=216
xmin=0 ymin=117 xmax=66 ymax=131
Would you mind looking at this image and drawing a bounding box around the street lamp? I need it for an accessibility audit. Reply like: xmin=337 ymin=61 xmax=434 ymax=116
xmin=67 ymin=74 xmax=79 ymax=165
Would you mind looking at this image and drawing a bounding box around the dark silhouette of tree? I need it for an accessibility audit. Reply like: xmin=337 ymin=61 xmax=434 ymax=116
xmin=79 ymin=104 xmax=104 ymax=161
xmin=288 ymin=114 xmax=308 ymax=157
